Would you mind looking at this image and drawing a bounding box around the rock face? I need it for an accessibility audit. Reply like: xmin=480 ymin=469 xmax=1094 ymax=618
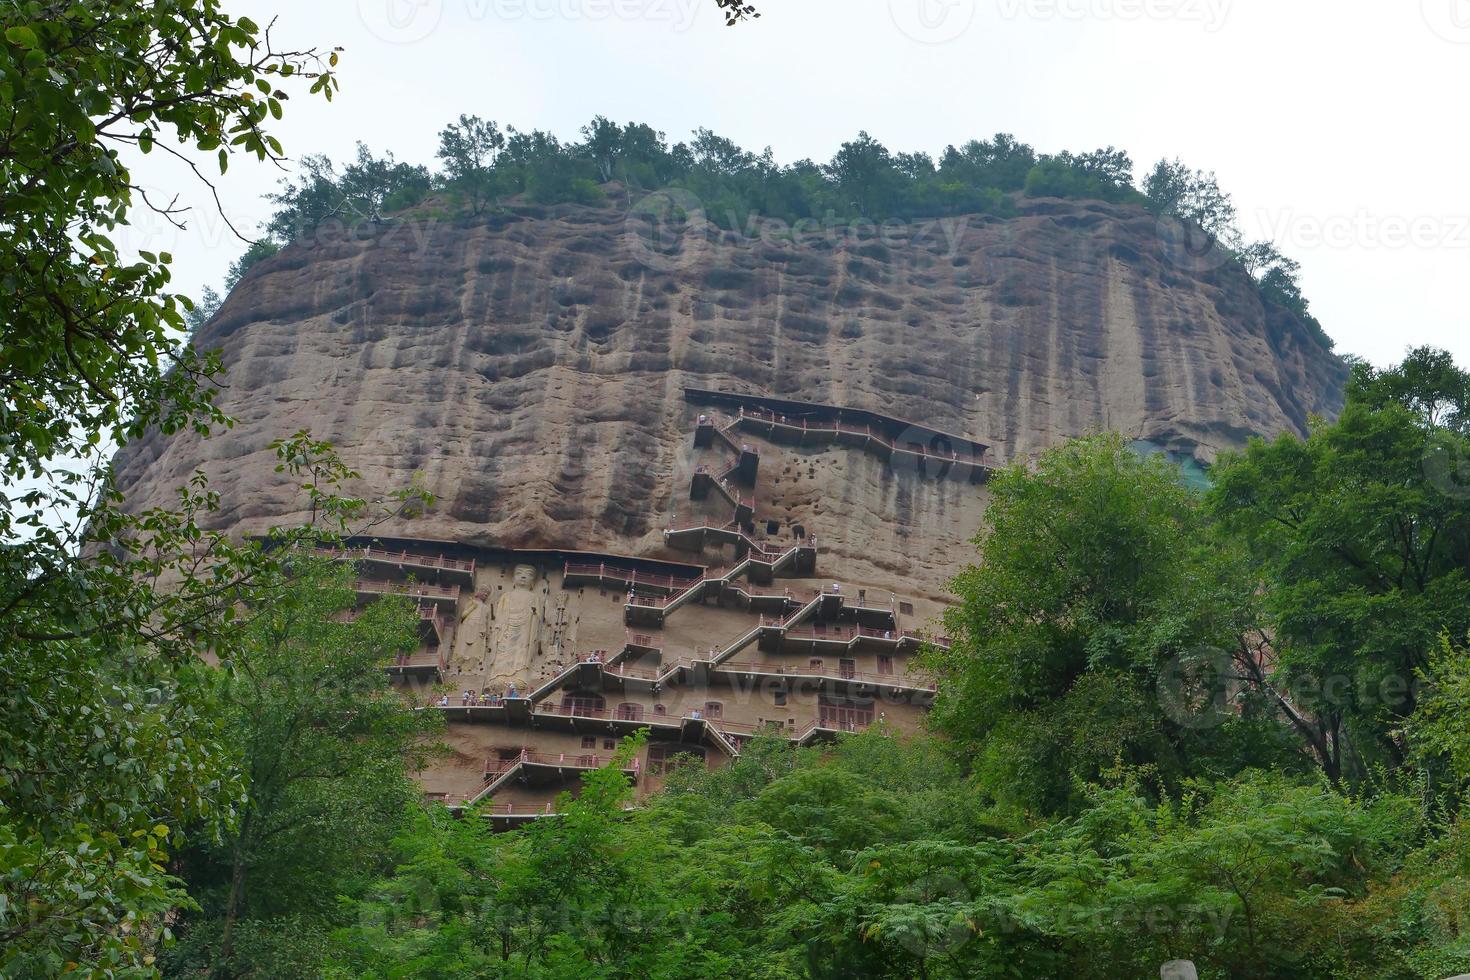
xmin=111 ymin=195 xmax=1347 ymax=600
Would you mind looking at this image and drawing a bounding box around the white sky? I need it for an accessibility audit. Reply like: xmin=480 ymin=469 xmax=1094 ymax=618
xmin=124 ymin=0 xmax=1470 ymax=368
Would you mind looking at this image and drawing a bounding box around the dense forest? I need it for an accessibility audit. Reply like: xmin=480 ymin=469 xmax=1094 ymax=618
xmin=5 ymin=3 xmax=1468 ymax=979
xmin=210 ymin=117 xmax=1328 ymax=350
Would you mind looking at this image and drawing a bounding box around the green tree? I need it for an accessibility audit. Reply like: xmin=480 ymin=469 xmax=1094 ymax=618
xmin=1008 ymin=771 xmax=1418 ymax=978
xmin=437 ymin=113 xmax=506 ymax=215
xmin=1352 ymin=345 xmax=1470 ymax=430
xmin=926 ymin=434 xmax=1294 ymax=817
xmin=1209 ymin=349 xmax=1470 ymax=782
xmin=937 ymin=133 xmax=1037 ymax=192
xmin=826 ymin=131 xmax=900 ymax=217
xmin=162 ymin=563 xmax=443 ymax=976
xmin=263 ymin=152 xmax=343 ymax=241
xmin=269 ymin=142 xmax=430 ymax=236
xmin=0 ymin=0 xmax=336 ymax=474
xmin=185 ymin=285 xmax=223 ymax=333
xmin=1143 ymin=157 xmax=1240 ymax=248
xmin=225 ymin=239 xmax=281 ymax=290
xmin=1411 ymin=633 xmax=1470 ymax=792
xmin=325 ymin=733 xmax=749 ymax=978
xmin=579 ymin=114 xmax=623 ymax=183
xmin=0 ymin=430 xmax=419 ymax=976
xmin=499 ymin=126 xmax=603 ymax=205
xmin=0 ymin=2 xmax=348 ymax=971
xmin=1022 ymin=147 xmax=1138 ymax=204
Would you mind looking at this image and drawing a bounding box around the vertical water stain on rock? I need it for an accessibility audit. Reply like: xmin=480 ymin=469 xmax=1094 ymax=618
xmin=110 ymin=198 xmax=1346 ymax=600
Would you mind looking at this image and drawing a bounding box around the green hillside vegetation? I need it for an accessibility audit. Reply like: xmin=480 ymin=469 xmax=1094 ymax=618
xmin=220 ymin=119 xmax=1328 ymax=351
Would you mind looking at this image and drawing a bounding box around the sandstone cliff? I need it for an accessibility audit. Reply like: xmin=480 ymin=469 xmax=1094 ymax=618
xmin=111 ymin=195 xmax=1347 ymax=600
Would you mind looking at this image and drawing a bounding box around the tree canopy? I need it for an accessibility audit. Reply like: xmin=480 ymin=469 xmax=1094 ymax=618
xmin=0 ymin=4 xmax=428 ymax=974
xmin=232 ymin=120 xmax=1323 ymax=350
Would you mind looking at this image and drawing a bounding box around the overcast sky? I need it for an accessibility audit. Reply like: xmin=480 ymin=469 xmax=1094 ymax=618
xmin=125 ymin=0 xmax=1470 ymax=368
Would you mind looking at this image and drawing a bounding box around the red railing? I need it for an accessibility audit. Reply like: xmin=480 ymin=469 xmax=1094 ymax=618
xmin=531 ymin=691 xmax=682 ymax=718
xmin=533 ymin=702 xmax=612 ymax=721
xmin=482 ymin=801 xmax=559 ymax=816
xmin=736 ymin=407 xmax=984 ymax=468
xmin=739 ymin=407 xmax=843 ymax=434
xmin=356 ymin=578 xmax=461 ymax=602
xmin=563 ymin=562 xmax=701 ymax=593
xmin=900 ymin=630 xmax=952 ymax=649
xmin=716 ymin=658 xmax=936 ymax=691
xmin=391 ymin=645 xmax=447 ymax=672
xmin=485 ymin=750 xmax=641 ymax=774
xmin=606 ymin=662 xmax=663 ymax=681
xmin=319 ymin=546 xmax=475 ymax=574
xmin=706 ymin=717 xmax=759 ymax=734
xmin=699 ymin=470 xmax=753 ymax=509
xmin=703 ymin=715 xmax=876 ymax=743
xmin=738 ymin=585 xmax=800 ymax=602
xmin=657 ymin=657 xmax=696 ymax=677
xmin=665 ymin=522 xmax=772 ymax=547
xmin=417 ymin=603 xmax=453 ymax=635
xmin=761 ymin=627 xmax=946 ymax=649
xmin=662 ymin=524 xmax=810 ymax=572
xmin=798 ymin=717 xmax=872 ymax=739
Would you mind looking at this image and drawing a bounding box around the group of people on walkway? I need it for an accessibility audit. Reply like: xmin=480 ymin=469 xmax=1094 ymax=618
xmin=435 ymin=684 xmax=522 ymax=708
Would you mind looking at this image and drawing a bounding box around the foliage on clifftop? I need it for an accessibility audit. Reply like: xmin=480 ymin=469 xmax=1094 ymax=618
xmin=228 ymin=120 xmax=1330 ymax=351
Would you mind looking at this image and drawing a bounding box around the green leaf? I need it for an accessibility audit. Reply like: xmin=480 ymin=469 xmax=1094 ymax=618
xmin=5 ymin=25 xmax=38 ymax=48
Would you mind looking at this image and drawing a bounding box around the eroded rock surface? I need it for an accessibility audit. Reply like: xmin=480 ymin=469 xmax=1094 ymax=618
xmin=112 ymin=196 xmax=1347 ymax=600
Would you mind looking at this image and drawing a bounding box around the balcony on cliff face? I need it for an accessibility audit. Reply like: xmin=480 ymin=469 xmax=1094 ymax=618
xmin=353 ymin=577 xmax=461 ymax=611
xmin=386 ymin=642 xmax=447 ymax=682
xmin=686 ymin=391 xmax=996 ymax=487
xmin=316 ymin=545 xmax=476 ymax=587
